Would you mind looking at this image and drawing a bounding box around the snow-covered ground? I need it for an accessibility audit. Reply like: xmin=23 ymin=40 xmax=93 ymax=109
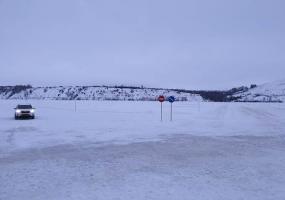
xmin=1 ymin=100 xmax=285 ymax=200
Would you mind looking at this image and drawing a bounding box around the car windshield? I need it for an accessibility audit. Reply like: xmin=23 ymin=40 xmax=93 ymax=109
xmin=17 ymin=105 xmax=32 ymax=109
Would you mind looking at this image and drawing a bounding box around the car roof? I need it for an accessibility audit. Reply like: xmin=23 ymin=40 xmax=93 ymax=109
xmin=17 ymin=104 xmax=33 ymax=108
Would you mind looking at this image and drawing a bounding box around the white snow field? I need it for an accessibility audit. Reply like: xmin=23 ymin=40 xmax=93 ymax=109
xmin=1 ymin=100 xmax=285 ymax=200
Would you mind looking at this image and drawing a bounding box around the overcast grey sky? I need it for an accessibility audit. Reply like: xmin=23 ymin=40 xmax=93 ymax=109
xmin=0 ymin=0 xmax=284 ymax=89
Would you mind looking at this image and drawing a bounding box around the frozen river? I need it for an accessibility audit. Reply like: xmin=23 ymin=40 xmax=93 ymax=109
xmin=1 ymin=101 xmax=285 ymax=200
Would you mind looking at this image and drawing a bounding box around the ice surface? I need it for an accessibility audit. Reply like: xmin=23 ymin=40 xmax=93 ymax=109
xmin=1 ymin=100 xmax=285 ymax=200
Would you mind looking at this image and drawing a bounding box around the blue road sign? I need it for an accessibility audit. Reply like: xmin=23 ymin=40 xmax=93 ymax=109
xmin=168 ymin=96 xmax=175 ymax=103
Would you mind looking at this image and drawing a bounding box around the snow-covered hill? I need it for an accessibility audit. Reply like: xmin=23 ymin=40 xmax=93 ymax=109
xmin=0 ymin=85 xmax=203 ymax=101
xmin=234 ymin=80 xmax=285 ymax=102
xmin=2 ymin=80 xmax=285 ymax=102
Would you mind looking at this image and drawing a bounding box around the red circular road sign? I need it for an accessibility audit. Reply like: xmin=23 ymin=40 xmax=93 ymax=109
xmin=158 ymin=95 xmax=165 ymax=102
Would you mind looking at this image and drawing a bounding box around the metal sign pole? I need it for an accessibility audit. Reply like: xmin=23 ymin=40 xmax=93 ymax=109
xmin=158 ymin=95 xmax=165 ymax=122
xmin=75 ymin=100 xmax=77 ymax=112
xmin=167 ymin=96 xmax=175 ymax=121
xmin=161 ymin=102 xmax=163 ymax=121
xmin=170 ymin=103 xmax=173 ymax=121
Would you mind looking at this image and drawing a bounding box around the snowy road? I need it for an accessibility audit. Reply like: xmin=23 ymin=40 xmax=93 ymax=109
xmin=1 ymin=101 xmax=285 ymax=200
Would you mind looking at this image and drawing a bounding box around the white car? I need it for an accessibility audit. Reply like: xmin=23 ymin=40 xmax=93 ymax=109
xmin=15 ymin=104 xmax=35 ymax=119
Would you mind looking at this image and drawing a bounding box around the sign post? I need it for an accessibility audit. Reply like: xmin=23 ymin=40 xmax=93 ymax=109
xmin=161 ymin=102 xmax=163 ymax=121
xmin=167 ymin=96 xmax=175 ymax=121
xmin=158 ymin=95 xmax=165 ymax=121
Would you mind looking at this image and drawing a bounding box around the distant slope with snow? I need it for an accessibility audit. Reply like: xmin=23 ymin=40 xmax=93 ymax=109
xmin=2 ymin=80 xmax=285 ymax=102
xmin=234 ymin=80 xmax=285 ymax=102
xmin=0 ymin=85 xmax=203 ymax=101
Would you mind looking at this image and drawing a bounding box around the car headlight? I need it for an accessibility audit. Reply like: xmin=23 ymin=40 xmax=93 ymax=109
xmin=30 ymin=109 xmax=35 ymax=113
xmin=16 ymin=109 xmax=21 ymax=113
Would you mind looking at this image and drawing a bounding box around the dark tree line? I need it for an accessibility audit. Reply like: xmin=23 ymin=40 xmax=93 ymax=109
xmin=0 ymin=85 xmax=32 ymax=97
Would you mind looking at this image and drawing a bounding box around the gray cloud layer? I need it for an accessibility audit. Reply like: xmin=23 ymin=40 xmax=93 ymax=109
xmin=0 ymin=0 xmax=284 ymax=89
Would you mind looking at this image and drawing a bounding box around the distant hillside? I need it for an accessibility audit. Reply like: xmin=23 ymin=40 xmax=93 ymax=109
xmin=1 ymin=81 xmax=284 ymax=102
xmin=0 ymin=85 xmax=203 ymax=101
xmin=233 ymin=80 xmax=285 ymax=103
